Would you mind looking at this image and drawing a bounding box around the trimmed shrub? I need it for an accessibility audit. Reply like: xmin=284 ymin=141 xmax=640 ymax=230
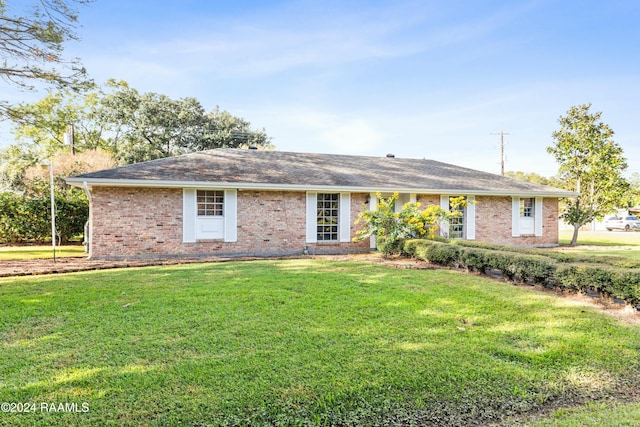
xmin=611 ymin=271 xmax=640 ymax=305
xmin=0 ymin=191 xmax=88 ymax=243
xmin=459 ymin=247 xmax=492 ymax=273
xmin=401 ymin=239 xmax=640 ymax=306
xmin=507 ymin=254 xmax=557 ymax=284
xmin=425 ymin=242 xmax=461 ymax=266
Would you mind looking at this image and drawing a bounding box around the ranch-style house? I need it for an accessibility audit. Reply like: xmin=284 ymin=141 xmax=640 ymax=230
xmin=66 ymin=148 xmax=573 ymax=260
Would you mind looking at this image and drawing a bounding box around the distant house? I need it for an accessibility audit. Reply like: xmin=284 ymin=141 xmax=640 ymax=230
xmin=66 ymin=148 xmax=573 ymax=260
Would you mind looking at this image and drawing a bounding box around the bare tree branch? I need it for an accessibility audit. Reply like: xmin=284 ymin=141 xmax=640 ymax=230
xmin=0 ymin=0 xmax=93 ymax=118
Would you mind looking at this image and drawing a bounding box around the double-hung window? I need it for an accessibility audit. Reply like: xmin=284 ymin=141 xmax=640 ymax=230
xmin=449 ymin=200 xmax=466 ymax=239
xmin=439 ymin=195 xmax=475 ymax=240
xmin=520 ymin=197 xmax=534 ymax=218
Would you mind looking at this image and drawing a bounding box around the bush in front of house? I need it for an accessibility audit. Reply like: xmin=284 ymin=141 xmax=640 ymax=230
xmin=402 ymin=239 xmax=640 ymax=306
xmin=406 ymin=239 xmax=557 ymax=284
xmin=353 ymin=193 xmax=465 ymax=256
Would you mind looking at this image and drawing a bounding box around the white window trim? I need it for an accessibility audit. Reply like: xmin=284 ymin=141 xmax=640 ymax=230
xmin=440 ymin=195 xmax=475 ymax=240
xmin=339 ymin=193 xmax=351 ymax=242
xmin=306 ymin=192 xmax=351 ymax=243
xmin=512 ymin=196 xmax=543 ymax=237
xmin=466 ymin=195 xmax=476 ymax=240
xmin=224 ymin=189 xmax=238 ymax=242
xmin=183 ymin=189 xmax=197 ymax=243
xmin=440 ymin=195 xmax=450 ymax=238
xmin=369 ymin=193 xmax=378 ymax=249
xmin=534 ymin=197 xmax=543 ymax=237
xmin=183 ymin=188 xmax=237 ymax=242
xmin=306 ymin=192 xmax=317 ymax=243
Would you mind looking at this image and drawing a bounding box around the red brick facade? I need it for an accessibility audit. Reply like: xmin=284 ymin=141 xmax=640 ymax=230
xmin=474 ymin=196 xmax=559 ymax=245
xmin=88 ymin=187 xmax=559 ymax=260
xmin=89 ymin=187 xmax=371 ymax=259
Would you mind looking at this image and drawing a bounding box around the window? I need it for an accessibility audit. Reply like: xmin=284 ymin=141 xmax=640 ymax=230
xmin=184 ymin=189 xmax=237 ymax=243
xmin=520 ymin=198 xmax=534 ymax=218
xmin=512 ymin=197 xmax=542 ymax=237
xmin=439 ymin=195 xmax=475 ymax=240
xmin=197 ymin=190 xmax=224 ymax=216
xmin=317 ymin=193 xmax=339 ymax=241
xmin=449 ymin=196 xmax=466 ymax=239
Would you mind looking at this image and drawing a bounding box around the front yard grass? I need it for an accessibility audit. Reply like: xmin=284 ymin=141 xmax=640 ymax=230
xmin=1 ymin=259 xmax=639 ymax=426
xmin=559 ymin=230 xmax=640 ymax=247
xmin=0 ymin=245 xmax=85 ymax=261
xmin=554 ymin=230 xmax=640 ymax=267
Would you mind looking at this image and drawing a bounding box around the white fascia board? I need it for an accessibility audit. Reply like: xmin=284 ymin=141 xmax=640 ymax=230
xmin=65 ymin=177 xmax=576 ymax=198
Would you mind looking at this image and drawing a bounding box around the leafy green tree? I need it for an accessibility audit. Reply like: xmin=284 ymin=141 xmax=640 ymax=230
xmin=621 ymin=172 xmax=640 ymax=208
xmin=547 ymin=104 xmax=629 ymax=246
xmin=1 ymin=80 xmax=273 ymax=191
xmin=0 ymin=0 xmax=92 ymax=116
xmin=99 ymin=80 xmax=272 ymax=164
xmin=504 ymin=171 xmax=564 ymax=189
xmin=1 ymin=87 xmax=111 ymax=190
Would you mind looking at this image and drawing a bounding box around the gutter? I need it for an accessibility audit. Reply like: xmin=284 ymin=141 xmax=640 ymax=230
xmin=82 ymin=180 xmax=92 ymax=201
xmin=66 ymin=177 xmax=576 ymax=198
xmin=82 ymin=181 xmax=91 ymax=258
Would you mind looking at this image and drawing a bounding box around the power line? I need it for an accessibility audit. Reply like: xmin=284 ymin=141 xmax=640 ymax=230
xmin=490 ymin=131 xmax=510 ymax=175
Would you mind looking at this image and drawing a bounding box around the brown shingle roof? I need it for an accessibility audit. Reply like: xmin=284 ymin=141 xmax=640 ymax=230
xmin=67 ymin=148 xmax=572 ymax=196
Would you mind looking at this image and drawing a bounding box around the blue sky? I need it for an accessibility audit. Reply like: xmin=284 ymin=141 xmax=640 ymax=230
xmin=4 ymin=0 xmax=639 ymax=176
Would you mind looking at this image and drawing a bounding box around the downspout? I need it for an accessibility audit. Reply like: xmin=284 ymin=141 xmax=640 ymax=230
xmin=82 ymin=181 xmax=92 ymax=258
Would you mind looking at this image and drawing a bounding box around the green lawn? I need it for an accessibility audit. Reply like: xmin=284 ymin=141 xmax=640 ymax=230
xmin=554 ymin=230 xmax=640 ymax=267
xmin=1 ymin=260 xmax=639 ymax=426
xmin=0 ymin=245 xmax=85 ymax=261
xmin=559 ymin=229 xmax=640 ymax=246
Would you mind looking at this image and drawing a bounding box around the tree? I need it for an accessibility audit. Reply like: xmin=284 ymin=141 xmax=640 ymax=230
xmin=1 ymin=81 xmax=273 ymax=191
xmin=621 ymin=172 xmax=640 ymax=209
xmin=98 ymin=80 xmax=272 ymax=164
xmin=0 ymin=0 xmax=92 ymax=116
xmin=0 ymin=87 xmax=111 ymax=190
xmin=504 ymin=171 xmax=564 ymax=189
xmin=547 ymin=103 xmax=629 ymax=246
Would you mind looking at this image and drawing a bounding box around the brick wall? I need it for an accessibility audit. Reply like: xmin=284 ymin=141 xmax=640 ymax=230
xmin=89 ymin=187 xmax=370 ymax=260
xmin=89 ymin=188 xmax=559 ymax=259
xmin=474 ymin=196 xmax=559 ymax=245
xmin=414 ymin=195 xmax=559 ymax=246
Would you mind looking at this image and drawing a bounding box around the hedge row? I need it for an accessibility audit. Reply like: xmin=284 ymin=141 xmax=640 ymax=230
xmin=402 ymin=239 xmax=640 ymax=306
xmin=449 ymin=239 xmax=640 ymax=269
xmin=0 ymin=192 xmax=88 ymax=244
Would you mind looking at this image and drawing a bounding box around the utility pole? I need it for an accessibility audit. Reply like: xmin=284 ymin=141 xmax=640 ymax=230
xmin=64 ymin=123 xmax=75 ymax=155
xmin=490 ymin=131 xmax=509 ymax=175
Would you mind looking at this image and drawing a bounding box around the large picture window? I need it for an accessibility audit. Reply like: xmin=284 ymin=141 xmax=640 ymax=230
xmin=317 ymin=193 xmax=339 ymax=241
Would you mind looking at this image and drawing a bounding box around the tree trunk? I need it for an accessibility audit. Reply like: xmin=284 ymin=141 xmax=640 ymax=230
xmin=570 ymin=224 xmax=580 ymax=246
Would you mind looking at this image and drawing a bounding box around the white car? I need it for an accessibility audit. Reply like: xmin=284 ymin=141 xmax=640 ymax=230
xmin=605 ymin=215 xmax=640 ymax=231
